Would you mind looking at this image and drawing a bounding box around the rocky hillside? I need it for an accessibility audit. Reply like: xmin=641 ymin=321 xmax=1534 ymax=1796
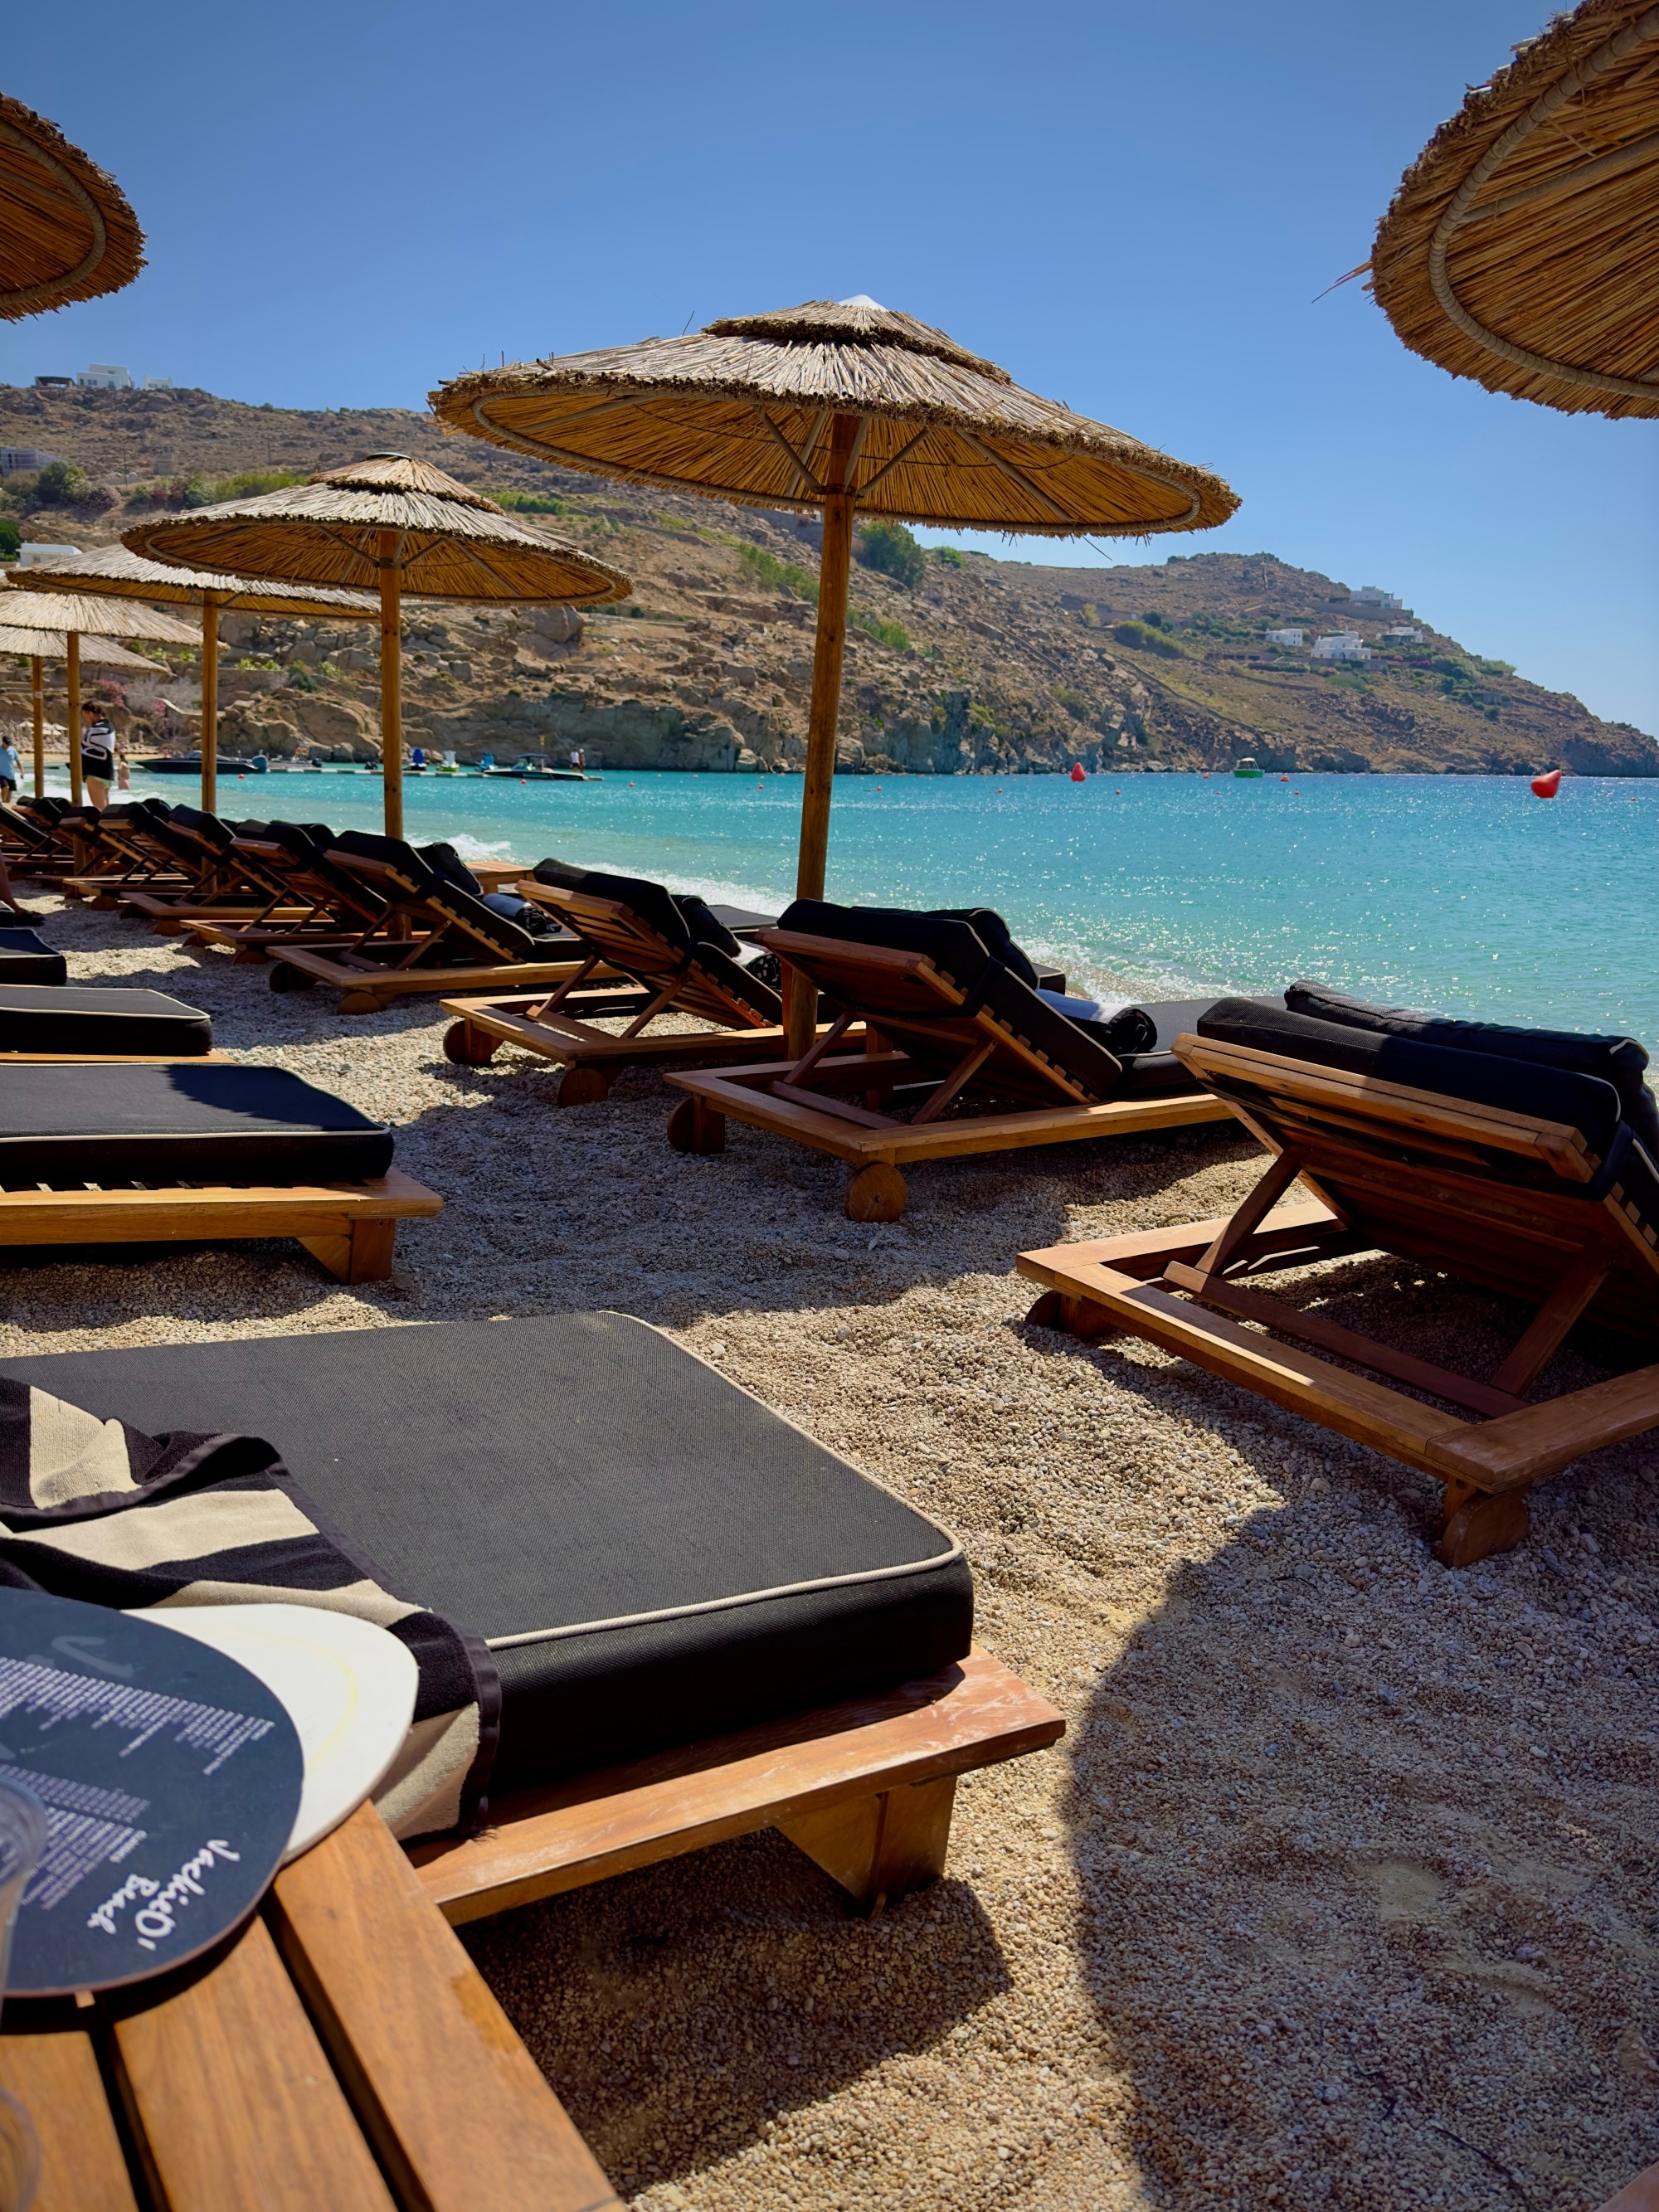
xmin=2 ymin=382 xmax=1652 ymax=778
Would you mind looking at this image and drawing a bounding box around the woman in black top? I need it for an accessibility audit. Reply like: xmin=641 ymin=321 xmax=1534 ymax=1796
xmin=80 ymin=702 xmax=116 ymax=807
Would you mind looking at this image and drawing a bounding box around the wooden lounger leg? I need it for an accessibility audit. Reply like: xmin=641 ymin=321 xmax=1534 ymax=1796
xmin=667 ymin=1096 xmax=727 ymax=1154
xmin=299 ymin=1217 xmax=398 ymax=1285
xmin=776 ymin=1776 xmax=956 ymax=1916
xmin=846 ymin=1162 xmax=907 ymax=1223
xmin=1435 ymin=1477 xmax=1532 ymax=1568
xmin=1024 ymin=1288 xmax=1120 ymax=1340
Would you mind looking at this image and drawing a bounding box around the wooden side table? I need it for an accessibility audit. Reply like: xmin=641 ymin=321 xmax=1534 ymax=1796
xmin=0 ymin=1804 xmax=620 ymax=2212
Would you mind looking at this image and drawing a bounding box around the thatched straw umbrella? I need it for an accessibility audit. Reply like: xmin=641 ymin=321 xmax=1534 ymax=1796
xmin=0 ymin=626 xmax=163 ymax=796
xmin=0 ymin=92 xmax=144 ymax=318
xmin=0 ymin=586 xmax=197 ymax=801
xmin=1371 ymin=0 xmax=1659 ymax=415
xmin=124 ymin=454 xmax=631 ymax=836
xmin=431 ymin=298 xmax=1238 ymax=1048
xmin=13 ymin=546 xmax=377 ymax=813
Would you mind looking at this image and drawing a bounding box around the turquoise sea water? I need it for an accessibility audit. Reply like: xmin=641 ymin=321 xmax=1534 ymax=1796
xmin=105 ymin=766 xmax=1659 ymax=1043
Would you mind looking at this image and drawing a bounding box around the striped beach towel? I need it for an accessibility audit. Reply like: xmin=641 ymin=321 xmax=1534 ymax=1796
xmin=0 ymin=1378 xmax=499 ymax=1839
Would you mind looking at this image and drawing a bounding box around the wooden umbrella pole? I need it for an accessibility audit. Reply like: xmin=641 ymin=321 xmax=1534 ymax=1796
xmin=200 ymin=594 xmax=219 ymax=815
xmin=30 ymin=654 xmax=42 ymax=797
xmin=786 ymin=412 xmax=862 ymax=1057
xmin=66 ymin=629 xmax=81 ymax=805
xmin=378 ymin=528 xmax=404 ymax=839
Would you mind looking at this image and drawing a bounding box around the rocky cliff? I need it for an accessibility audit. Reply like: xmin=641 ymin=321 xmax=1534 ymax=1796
xmin=2 ymin=382 xmax=1652 ymax=778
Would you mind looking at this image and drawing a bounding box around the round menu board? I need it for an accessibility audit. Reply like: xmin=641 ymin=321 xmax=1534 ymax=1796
xmin=0 ymin=1588 xmax=303 ymax=1996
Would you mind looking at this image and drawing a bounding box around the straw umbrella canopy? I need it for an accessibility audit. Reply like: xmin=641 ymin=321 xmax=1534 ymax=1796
xmin=0 ymin=585 xmax=196 ymax=803
xmin=13 ymin=545 xmax=377 ymax=813
xmin=1371 ymin=0 xmax=1659 ymax=415
xmin=0 ymin=625 xmax=163 ymax=799
xmin=430 ymin=296 xmax=1238 ymax=1047
xmin=124 ymin=453 xmax=631 ymax=837
xmin=0 ymin=92 xmax=144 ymax=318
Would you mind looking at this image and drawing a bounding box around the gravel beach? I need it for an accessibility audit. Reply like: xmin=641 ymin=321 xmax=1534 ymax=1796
xmin=7 ymin=890 xmax=1659 ymax=2212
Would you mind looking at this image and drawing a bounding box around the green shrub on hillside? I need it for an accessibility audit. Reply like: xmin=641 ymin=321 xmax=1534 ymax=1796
xmin=208 ymin=470 xmax=306 ymax=499
xmin=736 ymin=540 xmax=820 ymax=604
xmin=1051 ymin=685 xmax=1092 ymax=721
xmin=32 ymin=460 xmax=88 ymax=506
xmin=856 ymin=520 xmax=925 ymax=587
xmin=1112 ymin=620 xmax=1185 ymax=659
xmin=492 ymin=487 xmax=569 ymax=514
xmin=851 ymin=610 xmax=910 ymax=652
xmin=931 ymin=545 xmax=966 ymax=569
xmin=0 ymin=518 xmax=18 ymax=559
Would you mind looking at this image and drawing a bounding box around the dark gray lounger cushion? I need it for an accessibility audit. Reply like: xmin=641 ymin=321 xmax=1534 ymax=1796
xmin=780 ymin=899 xmax=1124 ymax=1100
xmin=334 ymin=831 xmax=536 ymax=960
xmin=0 ymin=1062 xmax=393 ymax=1184
xmin=0 ymin=1315 xmax=974 ymax=1791
xmin=1197 ymin=997 xmax=1627 ymax=1162
xmin=1284 ymin=980 xmax=1659 ymax=1156
xmin=533 ymin=863 xmax=781 ymax=1018
xmin=0 ymin=930 xmax=66 ymax=987
xmin=0 ymin=984 xmax=212 ymax=1057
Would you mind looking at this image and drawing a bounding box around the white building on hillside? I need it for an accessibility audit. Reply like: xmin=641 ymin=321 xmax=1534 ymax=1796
xmin=1384 ymin=624 xmax=1424 ymax=642
xmin=1312 ymin=631 xmax=1372 ymax=663
xmin=1350 ymin=584 xmax=1404 ymax=612
xmin=1264 ymin=627 xmax=1305 ymax=648
xmin=77 ymin=363 xmax=133 ymax=389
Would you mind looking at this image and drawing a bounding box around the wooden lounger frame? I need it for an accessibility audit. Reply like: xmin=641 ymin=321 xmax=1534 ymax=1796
xmin=0 ymin=1164 xmax=442 ymax=1281
xmin=411 ymin=1649 xmax=1062 ymax=1923
xmin=438 ymin=877 xmax=791 ymax=1104
xmin=1019 ymin=1033 xmax=1659 ymax=1566
xmin=662 ymin=928 xmax=1230 ymax=1220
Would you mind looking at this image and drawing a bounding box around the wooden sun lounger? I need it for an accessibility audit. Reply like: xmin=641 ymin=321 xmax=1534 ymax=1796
xmin=1601 ymin=2160 xmax=1659 ymax=2210
xmin=411 ymin=1648 xmax=1062 ymax=1923
xmin=0 ymin=1801 xmax=622 ymax=2212
xmin=260 ymin=846 xmax=591 ymax=1014
xmin=663 ymin=927 xmax=1232 ymax=1220
xmin=438 ymin=876 xmax=795 ymax=1104
xmin=0 ymin=1165 xmax=442 ymax=1282
xmin=1018 ymin=1032 xmax=1659 ymax=1566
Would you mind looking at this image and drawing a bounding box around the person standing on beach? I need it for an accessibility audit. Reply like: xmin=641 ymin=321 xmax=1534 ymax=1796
xmin=79 ymin=702 xmax=116 ymax=809
xmin=0 ymin=734 xmax=18 ymax=804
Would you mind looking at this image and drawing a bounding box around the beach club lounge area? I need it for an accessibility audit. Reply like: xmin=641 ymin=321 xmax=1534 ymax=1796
xmin=7 ymin=18 xmax=1659 ymax=2200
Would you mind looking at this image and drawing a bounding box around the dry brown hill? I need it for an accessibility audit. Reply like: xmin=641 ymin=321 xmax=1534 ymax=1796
xmin=2 ymin=382 xmax=1652 ymax=778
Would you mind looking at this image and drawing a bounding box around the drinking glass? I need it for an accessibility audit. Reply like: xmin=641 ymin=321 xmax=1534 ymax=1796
xmin=0 ymin=1780 xmax=47 ymax=2212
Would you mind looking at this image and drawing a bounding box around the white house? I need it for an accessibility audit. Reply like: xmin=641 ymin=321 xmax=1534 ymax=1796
xmin=142 ymin=377 xmax=173 ymax=392
xmin=1311 ymin=631 xmax=1372 ymax=663
xmin=1350 ymin=584 xmax=1404 ymax=612
xmin=0 ymin=448 xmax=56 ymax=476
xmin=1264 ymin=627 xmax=1305 ymax=648
xmin=1384 ymin=624 xmax=1424 ymax=643
xmin=76 ymin=363 xmax=133 ymax=389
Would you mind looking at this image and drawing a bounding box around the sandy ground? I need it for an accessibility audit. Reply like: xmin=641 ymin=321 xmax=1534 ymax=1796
xmin=6 ymin=889 xmax=1659 ymax=2212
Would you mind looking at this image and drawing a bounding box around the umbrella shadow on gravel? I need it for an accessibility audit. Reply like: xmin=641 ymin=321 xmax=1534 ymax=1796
xmin=1048 ymin=1308 xmax=1659 ymax=2212
xmin=461 ymin=1825 xmax=1010 ymax=2204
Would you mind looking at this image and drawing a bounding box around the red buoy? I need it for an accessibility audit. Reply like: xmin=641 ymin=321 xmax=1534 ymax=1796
xmin=1069 ymin=762 xmax=1087 ymax=782
xmin=1530 ymin=768 xmax=1563 ymax=798
xmin=1280 ymin=775 xmax=1290 ymax=781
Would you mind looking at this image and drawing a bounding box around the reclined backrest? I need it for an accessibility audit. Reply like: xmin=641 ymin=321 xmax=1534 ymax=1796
xmin=0 ymin=801 xmax=53 ymax=849
xmin=332 ymin=830 xmax=536 ymax=961
xmin=168 ymin=806 xmax=238 ymax=857
xmin=772 ymin=900 xmax=1123 ymax=1105
xmin=231 ymin=819 xmax=386 ymax=919
xmin=1190 ymin=994 xmax=1659 ymax=1339
xmin=1282 ymin=980 xmax=1659 ymax=1155
xmin=528 ymin=858 xmax=782 ymax=1023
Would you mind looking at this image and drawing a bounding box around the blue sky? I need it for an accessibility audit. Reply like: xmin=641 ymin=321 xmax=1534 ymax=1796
xmin=7 ymin=0 xmax=1656 ymax=731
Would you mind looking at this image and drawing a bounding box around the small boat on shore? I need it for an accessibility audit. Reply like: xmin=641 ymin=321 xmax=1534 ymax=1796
xmin=135 ymin=752 xmax=265 ymax=775
xmin=484 ymin=756 xmax=600 ymax=781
